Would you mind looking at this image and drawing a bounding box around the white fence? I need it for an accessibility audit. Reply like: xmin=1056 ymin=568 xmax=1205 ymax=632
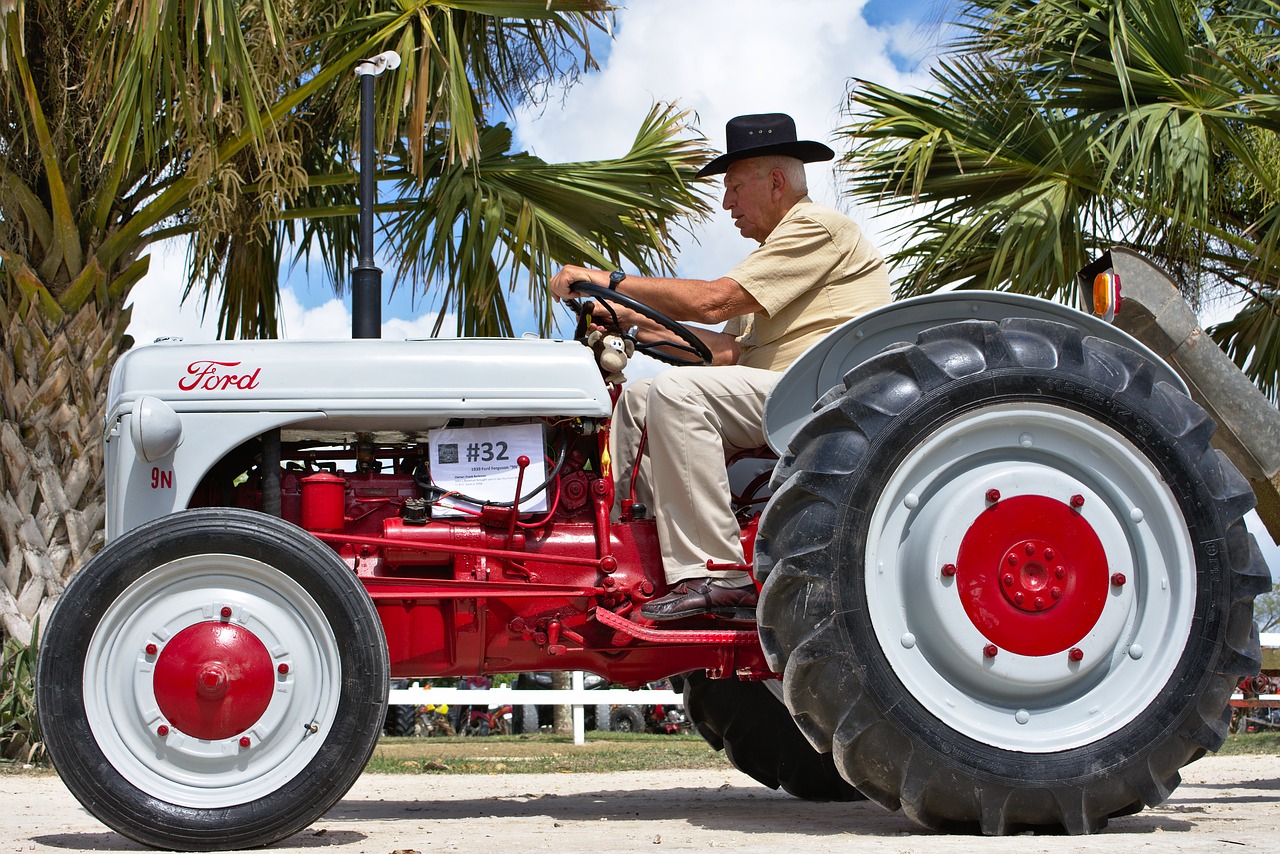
xmin=387 ymin=672 xmax=682 ymax=745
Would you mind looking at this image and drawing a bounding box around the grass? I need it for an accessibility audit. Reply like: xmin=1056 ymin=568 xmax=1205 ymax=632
xmin=367 ymin=731 xmax=729 ymax=775
xmin=1217 ymin=731 xmax=1280 ymax=755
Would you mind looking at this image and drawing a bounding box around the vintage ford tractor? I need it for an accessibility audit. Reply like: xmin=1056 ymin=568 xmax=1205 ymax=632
xmin=35 ymin=248 xmax=1277 ymax=849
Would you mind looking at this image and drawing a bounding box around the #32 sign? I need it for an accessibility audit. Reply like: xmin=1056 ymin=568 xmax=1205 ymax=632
xmin=427 ymin=423 xmax=548 ymax=516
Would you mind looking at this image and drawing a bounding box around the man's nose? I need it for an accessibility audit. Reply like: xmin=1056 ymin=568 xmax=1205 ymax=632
xmin=721 ymin=191 xmax=733 ymax=211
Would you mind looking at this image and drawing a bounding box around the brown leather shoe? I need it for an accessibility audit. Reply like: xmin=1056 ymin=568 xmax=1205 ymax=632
xmin=640 ymin=578 xmax=758 ymax=621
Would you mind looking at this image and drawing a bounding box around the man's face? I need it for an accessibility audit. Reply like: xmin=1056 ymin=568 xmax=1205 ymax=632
xmin=721 ymin=160 xmax=777 ymax=243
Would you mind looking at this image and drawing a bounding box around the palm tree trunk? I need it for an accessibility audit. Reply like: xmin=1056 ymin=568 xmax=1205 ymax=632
xmin=0 ymin=299 xmax=126 ymax=644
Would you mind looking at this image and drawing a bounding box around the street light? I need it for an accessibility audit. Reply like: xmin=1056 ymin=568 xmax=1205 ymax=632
xmin=351 ymin=50 xmax=401 ymax=339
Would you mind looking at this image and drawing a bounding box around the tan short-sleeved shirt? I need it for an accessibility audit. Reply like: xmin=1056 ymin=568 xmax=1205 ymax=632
xmin=723 ymin=198 xmax=892 ymax=371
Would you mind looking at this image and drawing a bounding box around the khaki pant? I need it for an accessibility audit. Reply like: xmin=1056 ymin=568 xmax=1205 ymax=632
xmin=609 ymin=366 xmax=780 ymax=584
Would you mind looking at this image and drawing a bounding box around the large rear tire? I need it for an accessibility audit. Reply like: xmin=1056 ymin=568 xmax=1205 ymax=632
xmin=37 ymin=508 xmax=389 ymax=850
xmin=756 ymin=319 xmax=1269 ymax=834
xmin=682 ymin=671 xmax=863 ymax=802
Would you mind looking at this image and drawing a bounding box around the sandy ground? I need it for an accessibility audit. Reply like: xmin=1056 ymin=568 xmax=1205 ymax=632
xmin=4 ymin=755 xmax=1279 ymax=853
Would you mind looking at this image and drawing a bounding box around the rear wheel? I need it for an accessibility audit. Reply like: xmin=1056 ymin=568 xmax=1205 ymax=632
xmin=37 ymin=508 xmax=388 ymax=851
xmin=682 ymin=672 xmax=863 ymax=802
xmin=756 ymin=319 xmax=1269 ymax=833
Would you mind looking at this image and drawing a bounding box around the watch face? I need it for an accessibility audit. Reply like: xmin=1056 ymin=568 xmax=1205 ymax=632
xmin=609 ymin=271 xmax=625 ymax=289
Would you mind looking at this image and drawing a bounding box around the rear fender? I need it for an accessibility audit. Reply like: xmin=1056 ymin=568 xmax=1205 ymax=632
xmin=763 ymin=291 xmax=1186 ymax=455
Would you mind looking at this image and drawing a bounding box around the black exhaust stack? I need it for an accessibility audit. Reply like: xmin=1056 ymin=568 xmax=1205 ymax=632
xmin=351 ymin=51 xmax=401 ymax=339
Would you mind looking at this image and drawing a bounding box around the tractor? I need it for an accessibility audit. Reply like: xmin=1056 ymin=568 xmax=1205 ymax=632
xmin=34 ymin=246 xmax=1277 ymax=850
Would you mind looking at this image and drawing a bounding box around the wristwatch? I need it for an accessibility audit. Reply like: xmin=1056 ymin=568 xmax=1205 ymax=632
xmin=608 ymin=270 xmax=626 ymax=290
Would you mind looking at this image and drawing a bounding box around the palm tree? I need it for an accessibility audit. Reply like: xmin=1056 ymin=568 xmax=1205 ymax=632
xmin=839 ymin=0 xmax=1280 ymax=400
xmin=0 ymin=0 xmax=712 ymax=646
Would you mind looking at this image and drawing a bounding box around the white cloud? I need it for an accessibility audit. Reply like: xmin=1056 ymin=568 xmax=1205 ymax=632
xmin=126 ymin=238 xmax=453 ymax=343
xmin=513 ymin=0 xmax=939 ymax=279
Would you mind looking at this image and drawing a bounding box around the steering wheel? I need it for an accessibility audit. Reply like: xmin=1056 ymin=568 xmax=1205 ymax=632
xmin=565 ymin=281 xmax=713 ymax=367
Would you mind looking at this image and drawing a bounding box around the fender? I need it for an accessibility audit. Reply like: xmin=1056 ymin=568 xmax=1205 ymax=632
xmin=764 ymin=289 xmax=1187 ymax=455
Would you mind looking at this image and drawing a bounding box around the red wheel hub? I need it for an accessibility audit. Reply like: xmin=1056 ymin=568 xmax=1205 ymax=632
xmin=955 ymin=495 xmax=1108 ymax=656
xmin=153 ymin=621 xmax=275 ymax=740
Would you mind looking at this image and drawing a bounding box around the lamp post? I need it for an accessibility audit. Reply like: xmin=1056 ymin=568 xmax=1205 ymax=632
xmin=350 ymin=50 xmax=401 ymax=339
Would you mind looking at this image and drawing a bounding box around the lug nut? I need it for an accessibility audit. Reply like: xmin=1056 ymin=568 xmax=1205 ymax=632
xmin=1070 ymin=494 xmax=1085 ymax=509
xmin=145 ymin=643 xmax=158 ymax=656
xmin=1068 ymin=647 xmax=1084 ymax=662
xmin=1054 ymin=566 xmax=1066 ymax=579
xmin=1024 ymin=543 xmax=1036 ymax=556
xmin=1111 ymin=572 xmax=1127 ymax=587
xmin=1007 ymin=554 xmax=1019 ymax=566
xmin=986 ymin=489 xmax=1001 ymax=503
xmin=941 ymin=563 xmax=958 ymax=577
xmin=277 ymin=663 xmax=290 ymax=675
xmin=1014 ymin=592 xmax=1024 ymax=604
xmin=1033 ymin=597 xmax=1045 ymax=610
xmin=983 ymin=644 xmax=999 ymax=658
xmin=1051 ymin=586 xmax=1062 ymax=599
xmin=220 ymin=606 xmax=232 ymax=620
xmin=1044 ymin=549 xmax=1055 ymax=561
xmin=239 ymin=736 xmax=251 ymax=748
xmin=157 ymin=724 xmax=170 ymax=737
xmin=1002 ymin=573 xmax=1014 ymax=587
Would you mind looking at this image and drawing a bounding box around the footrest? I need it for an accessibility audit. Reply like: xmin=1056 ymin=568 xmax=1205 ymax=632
xmin=592 ymin=606 xmax=759 ymax=645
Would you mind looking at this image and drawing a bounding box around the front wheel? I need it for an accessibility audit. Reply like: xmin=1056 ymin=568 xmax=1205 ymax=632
xmin=757 ymin=319 xmax=1270 ymax=834
xmin=37 ymin=508 xmax=389 ymax=851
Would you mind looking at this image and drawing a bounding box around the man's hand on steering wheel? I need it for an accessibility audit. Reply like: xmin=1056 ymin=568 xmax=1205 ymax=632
xmin=557 ymin=280 xmax=712 ymax=367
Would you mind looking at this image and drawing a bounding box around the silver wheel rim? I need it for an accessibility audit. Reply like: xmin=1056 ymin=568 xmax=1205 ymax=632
xmin=83 ymin=554 xmax=341 ymax=807
xmin=864 ymin=403 xmax=1194 ymax=752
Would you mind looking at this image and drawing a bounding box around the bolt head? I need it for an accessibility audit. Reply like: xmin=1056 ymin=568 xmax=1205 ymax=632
xmin=941 ymin=563 xmax=958 ymax=577
xmin=1054 ymin=566 xmax=1066 ymax=579
xmin=1007 ymin=553 xmax=1018 ymax=566
xmin=1068 ymin=647 xmax=1084 ymax=662
xmin=1013 ymin=592 xmax=1024 ymax=604
xmin=277 ymin=663 xmax=290 ymax=675
xmin=1044 ymin=549 xmax=1055 ymax=561
xmin=239 ymin=736 xmax=251 ymax=748
xmin=145 ymin=643 xmax=158 ymax=656
xmin=219 ymin=606 xmax=233 ymax=620
xmin=1024 ymin=542 xmax=1036 ymax=556
xmin=157 ymin=724 xmax=170 ymax=737
xmin=983 ymin=644 xmax=999 ymax=658
xmin=1002 ymin=573 xmax=1014 ymax=587
xmin=1111 ymin=572 xmax=1127 ymax=587
xmin=1070 ymin=494 xmax=1085 ymax=509
xmin=1050 ymin=586 xmax=1062 ymax=599
xmin=986 ymin=488 xmax=1001 ymax=503
xmin=1033 ymin=597 xmax=1045 ymax=610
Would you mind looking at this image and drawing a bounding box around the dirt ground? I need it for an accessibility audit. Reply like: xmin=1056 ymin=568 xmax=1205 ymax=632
xmin=5 ymin=755 xmax=1279 ymax=853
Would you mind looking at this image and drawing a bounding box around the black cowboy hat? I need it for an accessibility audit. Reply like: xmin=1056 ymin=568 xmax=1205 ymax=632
xmin=695 ymin=113 xmax=835 ymax=178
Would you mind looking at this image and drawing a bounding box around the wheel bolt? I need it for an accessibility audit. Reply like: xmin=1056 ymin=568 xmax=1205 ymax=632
xmin=1014 ymin=592 xmax=1024 ymax=604
xmin=986 ymin=489 xmax=1001 ymax=503
xmin=983 ymin=644 xmax=999 ymax=658
xmin=1054 ymin=566 xmax=1066 ymax=579
xmin=1002 ymin=573 xmax=1014 ymax=587
xmin=1024 ymin=543 xmax=1036 ymax=556
xmin=239 ymin=736 xmax=251 ymax=748
xmin=278 ymin=663 xmax=290 ymax=675
xmin=1051 ymin=586 xmax=1062 ymax=599
xmin=1033 ymin=597 xmax=1045 ymax=610
xmin=1044 ymin=549 xmax=1055 ymax=561
xmin=1111 ymin=572 xmax=1127 ymax=587
xmin=145 ymin=643 xmax=158 ymax=656
xmin=1069 ymin=647 xmax=1084 ymax=662
xmin=157 ymin=724 xmax=170 ymax=737
xmin=941 ymin=563 xmax=957 ymax=577
xmin=1007 ymin=554 xmax=1018 ymax=566
xmin=1070 ymin=494 xmax=1085 ymax=509
xmin=220 ymin=606 xmax=232 ymax=620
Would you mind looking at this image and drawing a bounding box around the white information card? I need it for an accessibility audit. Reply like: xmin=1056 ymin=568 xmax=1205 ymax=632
xmin=428 ymin=423 xmax=548 ymax=516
